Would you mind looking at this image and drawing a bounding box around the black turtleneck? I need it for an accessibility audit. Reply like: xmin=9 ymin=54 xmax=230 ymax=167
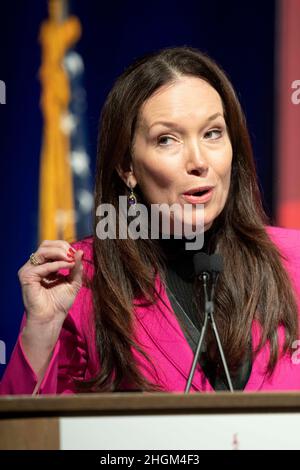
xmin=156 ymin=226 xmax=252 ymax=391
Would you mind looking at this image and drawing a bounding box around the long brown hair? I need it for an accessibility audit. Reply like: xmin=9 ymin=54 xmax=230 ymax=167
xmin=78 ymin=46 xmax=298 ymax=392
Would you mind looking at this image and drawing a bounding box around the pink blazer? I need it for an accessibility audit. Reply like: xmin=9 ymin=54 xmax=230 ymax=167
xmin=1 ymin=226 xmax=300 ymax=395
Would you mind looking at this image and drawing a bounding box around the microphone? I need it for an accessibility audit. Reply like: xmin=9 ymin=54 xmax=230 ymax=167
xmin=193 ymin=252 xmax=211 ymax=275
xmin=185 ymin=253 xmax=234 ymax=393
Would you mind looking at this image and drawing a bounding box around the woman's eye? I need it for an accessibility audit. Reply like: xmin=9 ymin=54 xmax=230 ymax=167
xmin=157 ymin=135 xmax=177 ymax=146
xmin=204 ymin=129 xmax=223 ymax=140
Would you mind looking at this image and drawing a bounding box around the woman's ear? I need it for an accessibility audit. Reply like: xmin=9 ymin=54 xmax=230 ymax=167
xmin=116 ymin=155 xmax=137 ymax=188
xmin=120 ymin=172 xmax=138 ymax=189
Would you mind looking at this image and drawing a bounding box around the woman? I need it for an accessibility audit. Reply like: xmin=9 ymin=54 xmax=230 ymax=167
xmin=1 ymin=46 xmax=300 ymax=394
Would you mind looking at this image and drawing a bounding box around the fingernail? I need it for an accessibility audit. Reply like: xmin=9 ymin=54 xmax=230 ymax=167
xmin=67 ymin=252 xmax=75 ymax=258
xmin=70 ymin=247 xmax=76 ymax=253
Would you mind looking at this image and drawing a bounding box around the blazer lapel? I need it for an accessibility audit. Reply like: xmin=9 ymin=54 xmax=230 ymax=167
xmin=133 ymin=274 xmax=214 ymax=392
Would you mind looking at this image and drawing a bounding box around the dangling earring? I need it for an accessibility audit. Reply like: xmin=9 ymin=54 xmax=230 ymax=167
xmin=128 ymin=184 xmax=137 ymax=206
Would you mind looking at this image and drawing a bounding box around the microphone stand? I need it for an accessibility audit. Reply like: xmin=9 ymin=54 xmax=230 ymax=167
xmin=185 ymin=270 xmax=234 ymax=393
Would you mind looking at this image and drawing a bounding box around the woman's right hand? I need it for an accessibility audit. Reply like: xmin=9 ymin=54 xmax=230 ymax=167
xmin=18 ymin=240 xmax=84 ymax=328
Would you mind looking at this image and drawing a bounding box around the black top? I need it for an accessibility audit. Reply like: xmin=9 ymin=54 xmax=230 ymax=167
xmin=156 ymin=227 xmax=252 ymax=391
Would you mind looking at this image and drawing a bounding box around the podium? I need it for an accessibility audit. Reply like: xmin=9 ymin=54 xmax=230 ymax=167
xmin=1 ymin=392 xmax=300 ymax=450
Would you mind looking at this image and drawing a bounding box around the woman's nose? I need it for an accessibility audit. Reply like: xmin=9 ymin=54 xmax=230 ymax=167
xmin=185 ymin=141 xmax=209 ymax=175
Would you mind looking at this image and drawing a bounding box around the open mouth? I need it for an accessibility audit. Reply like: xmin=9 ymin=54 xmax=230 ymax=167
xmin=183 ymin=187 xmax=213 ymax=196
xmin=188 ymin=189 xmax=211 ymax=197
xmin=182 ymin=187 xmax=214 ymax=203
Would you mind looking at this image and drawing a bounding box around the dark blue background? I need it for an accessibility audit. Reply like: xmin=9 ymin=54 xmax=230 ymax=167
xmin=0 ymin=0 xmax=276 ymax=378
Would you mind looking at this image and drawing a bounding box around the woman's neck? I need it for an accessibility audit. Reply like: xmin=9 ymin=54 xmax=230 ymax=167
xmin=155 ymin=224 xmax=217 ymax=282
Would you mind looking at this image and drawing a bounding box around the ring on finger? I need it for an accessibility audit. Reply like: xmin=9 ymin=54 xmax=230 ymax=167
xmin=29 ymin=253 xmax=42 ymax=266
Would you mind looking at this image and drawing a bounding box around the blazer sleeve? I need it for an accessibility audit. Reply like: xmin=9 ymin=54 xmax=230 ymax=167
xmin=0 ymin=307 xmax=89 ymax=395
